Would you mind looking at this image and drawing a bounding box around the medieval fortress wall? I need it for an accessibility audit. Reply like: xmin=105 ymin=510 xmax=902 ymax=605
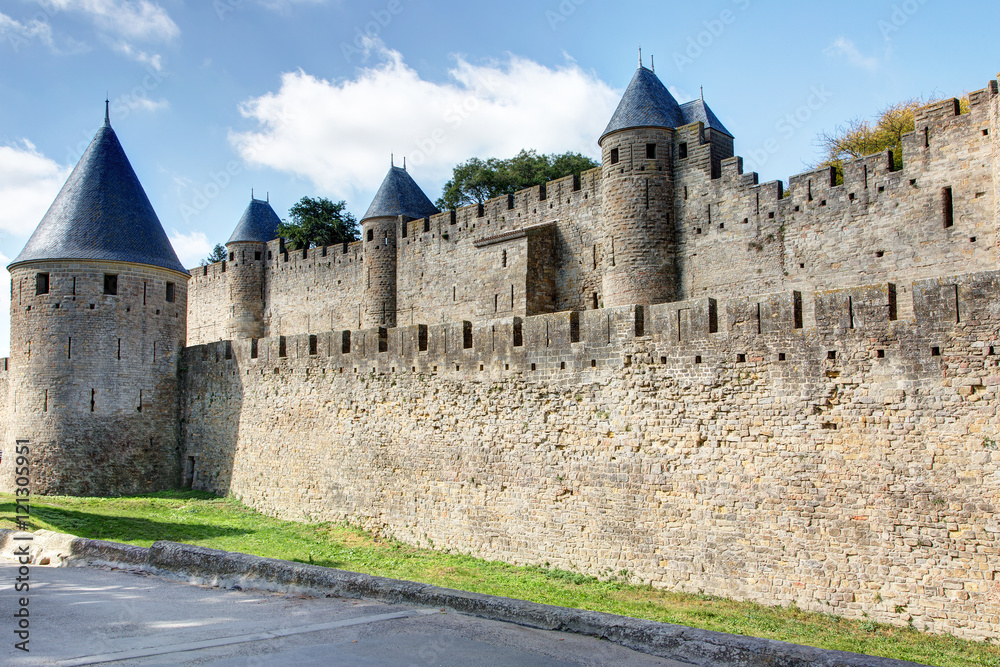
xmin=3 ymin=65 xmax=1000 ymax=641
xmin=173 ymin=74 xmax=1000 ymax=640
xmin=181 ymin=272 xmax=1000 ymax=641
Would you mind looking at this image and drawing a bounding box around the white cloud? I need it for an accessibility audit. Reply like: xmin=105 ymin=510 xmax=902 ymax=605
xmin=38 ymin=0 xmax=179 ymax=41
xmin=229 ymin=41 xmax=619 ymax=203
xmin=0 ymin=10 xmax=56 ymax=51
xmin=168 ymin=230 xmax=212 ymax=268
xmin=112 ymin=40 xmax=163 ymax=70
xmin=0 ymin=140 xmax=70 ymax=236
xmin=824 ymin=37 xmax=880 ymax=71
xmin=0 ymin=250 xmax=9 ymax=356
xmin=0 ymin=141 xmax=70 ymax=357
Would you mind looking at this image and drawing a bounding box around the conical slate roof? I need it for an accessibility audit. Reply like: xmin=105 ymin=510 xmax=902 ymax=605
xmin=228 ymin=198 xmax=281 ymax=244
xmin=362 ymin=166 xmax=439 ymax=222
xmin=680 ymin=98 xmax=732 ymax=137
xmin=600 ymin=66 xmax=686 ymax=144
xmin=10 ymin=115 xmax=186 ymax=274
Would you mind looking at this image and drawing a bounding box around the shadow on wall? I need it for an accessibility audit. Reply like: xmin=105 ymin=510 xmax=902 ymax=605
xmin=179 ymin=341 xmax=245 ymax=496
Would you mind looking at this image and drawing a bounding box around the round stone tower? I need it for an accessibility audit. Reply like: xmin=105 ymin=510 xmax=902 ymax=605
xmin=360 ymin=163 xmax=438 ymax=328
xmin=599 ymin=64 xmax=681 ymax=307
xmin=225 ymin=198 xmax=280 ymax=340
xmin=1 ymin=106 xmax=189 ymax=496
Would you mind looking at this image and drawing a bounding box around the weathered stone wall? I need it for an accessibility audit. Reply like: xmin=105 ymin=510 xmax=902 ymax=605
xmin=185 ymin=87 xmax=998 ymax=351
xmin=185 ymin=170 xmax=603 ymax=343
xmin=1 ymin=260 xmax=188 ymax=495
xmin=600 ymin=127 xmax=679 ymax=307
xmin=182 ymin=271 xmax=1000 ymax=641
xmin=675 ymin=87 xmax=999 ymax=303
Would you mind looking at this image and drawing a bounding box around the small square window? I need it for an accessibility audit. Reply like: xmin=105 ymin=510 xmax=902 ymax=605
xmin=695 ymin=355 xmax=702 ymax=364
xmin=103 ymin=274 xmax=118 ymax=295
xmin=778 ymin=353 xmax=786 ymax=361
xmin=646 ymin=143 xmax=656 ymax=159
xmin=827 ymin=350 xmax=837 ymax=360
xmin=876 ymin=349 xmax=885 ymax=358
xmin=254 ymin=251 xmax=261 ymax=260
xmin=931 ymin=346 xmax=941 ymax=357
xmin=35 ymin=272 xmax=49 ymax=295
xmin=229 ymin=252 xmax=235 ymax=262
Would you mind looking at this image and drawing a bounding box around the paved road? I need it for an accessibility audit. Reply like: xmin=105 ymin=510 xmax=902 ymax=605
xmin=0 ymin=561 xmax=691 ymax=666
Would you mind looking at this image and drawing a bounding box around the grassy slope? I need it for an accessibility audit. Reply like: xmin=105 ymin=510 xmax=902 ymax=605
xmin=0 ymin=491 xmax=996 ymax=667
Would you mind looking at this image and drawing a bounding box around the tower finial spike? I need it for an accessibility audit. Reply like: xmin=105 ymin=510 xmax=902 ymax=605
xmin=391 ymin=153 xmax=394 ymax=167
xmin=700 ymin=85 xmax=704 ymax=101
xmin=403 ymin=156 xmax=406 ymax=171
xmin=651 ymin=55 xmax=655 ymax=73
xmin=104 ymin=95 xmax=110 ymax=126
xmin=638 ymin=45 xmax=642 ymax=69
xmin=251 ymin=187 xmax=254 ymax=200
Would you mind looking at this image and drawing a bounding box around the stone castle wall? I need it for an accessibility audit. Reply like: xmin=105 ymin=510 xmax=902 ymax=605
xmin=1 ymin=261 xmax=188 ymax=495
xmin=181 ymin=271 xmax=1000 ymax=641
xmin=185 ymin=82 xmax=997 ymax=352
xmin=57 ymin=73 xmax=1000 ymax=641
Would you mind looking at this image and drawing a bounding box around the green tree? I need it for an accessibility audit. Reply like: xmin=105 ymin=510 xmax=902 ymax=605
xmin=277 ymin=196 xmax=359 ymax=249
xmin=816 ymin=95 xmax=970 ymax=177
xmin=201 ymin=243 xmax=226 ymax=266
xmin=436 ymin=149 xmax=598 ymax=210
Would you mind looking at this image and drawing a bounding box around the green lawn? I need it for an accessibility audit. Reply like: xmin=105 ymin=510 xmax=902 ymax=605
xmin=1 ymin=491 xmax=997 ymax=667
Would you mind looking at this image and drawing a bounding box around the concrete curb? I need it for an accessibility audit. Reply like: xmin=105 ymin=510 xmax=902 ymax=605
xmin=0 ymin=530 xmax=931 ymax=667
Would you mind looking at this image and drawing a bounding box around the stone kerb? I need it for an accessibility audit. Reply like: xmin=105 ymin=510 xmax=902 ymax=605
xmin=0 ymin=529 xmax=933 ymax=667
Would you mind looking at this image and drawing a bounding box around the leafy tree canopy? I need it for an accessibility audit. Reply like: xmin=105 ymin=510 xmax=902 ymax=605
xmin=816 ymin=95 xmax=970 ymax=177
xmin=435 ymin=149 xmax=599 ymax=211
xmin=277 ymin=196 xmax=359 ymax=249
xmin=201 ymin=243 xmax=226 ymax=266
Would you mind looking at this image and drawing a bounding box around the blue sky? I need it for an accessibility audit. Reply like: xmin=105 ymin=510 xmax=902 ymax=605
xmin=0 ymin=0 xmax=997 ymax=354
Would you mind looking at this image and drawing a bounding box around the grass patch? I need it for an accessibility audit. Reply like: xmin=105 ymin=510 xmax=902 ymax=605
xmin=1 ymin=491 xmax=998 ymax=667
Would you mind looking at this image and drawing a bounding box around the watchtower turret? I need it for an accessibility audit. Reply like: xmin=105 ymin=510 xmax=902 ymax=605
xmin=225 ymin=197 xmax=280 ymax=340
xmin=598 ymin=64 xmax=681 ymax=307
xmin=360 ymin=163 xmax=438 ymax=328
xmin=1 ymin=107 xmax=189 ymax=495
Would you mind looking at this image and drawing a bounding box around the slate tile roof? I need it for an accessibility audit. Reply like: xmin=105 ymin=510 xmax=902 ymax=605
xmin=362 ymin=166 xmax=439 ymax=222
xmin=601 ymin=67 xmax=731 ymax=142
xmin=228 ymin=198 xmax=282 ymax=244
xmin=10 ymin=118 xmax=186 ymax=274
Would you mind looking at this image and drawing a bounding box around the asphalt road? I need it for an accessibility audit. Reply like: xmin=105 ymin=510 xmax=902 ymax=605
xmin=0 ymin=561 xmax=692 ymax=666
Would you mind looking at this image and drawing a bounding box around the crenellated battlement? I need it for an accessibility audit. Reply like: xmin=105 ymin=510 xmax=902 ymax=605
xmin=187 ymin=269 xmax=1000 ymax=387
xmin=166 ymin=68 xmax=1000 ymax=643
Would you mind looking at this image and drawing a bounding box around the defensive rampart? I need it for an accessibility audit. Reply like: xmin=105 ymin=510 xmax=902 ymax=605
xmin=181 ymin=270 xmax=1000 ymax=641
